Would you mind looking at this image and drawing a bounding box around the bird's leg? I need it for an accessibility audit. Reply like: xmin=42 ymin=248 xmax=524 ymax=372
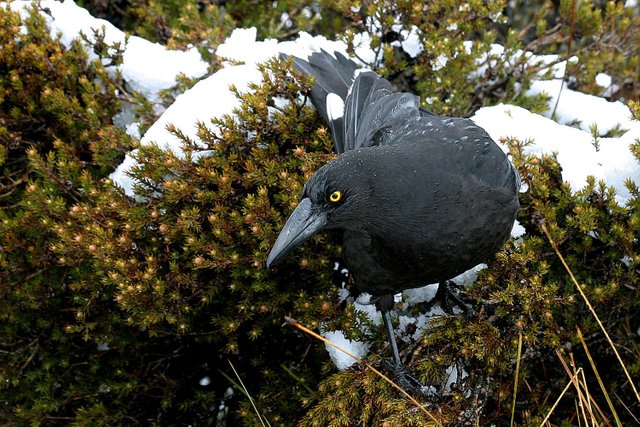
xmin=379 ymin=305 xmax=437 ymax=399
xmin=432 ymin=280 xmax=474 ymax=316
xmin=382 ymin=310 xmax=402 ymax=367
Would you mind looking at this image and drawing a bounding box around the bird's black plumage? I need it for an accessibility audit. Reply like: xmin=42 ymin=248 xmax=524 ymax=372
xmin=267 ymin=51 xmax=519 ymax=391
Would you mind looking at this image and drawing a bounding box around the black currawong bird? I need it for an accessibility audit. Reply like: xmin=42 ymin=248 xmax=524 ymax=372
xmin=266 ymin=51 xmax=520 ymax=392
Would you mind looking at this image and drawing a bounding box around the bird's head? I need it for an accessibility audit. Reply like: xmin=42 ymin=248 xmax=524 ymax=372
xmin=266 ymin=153 xmax=371 ymax=269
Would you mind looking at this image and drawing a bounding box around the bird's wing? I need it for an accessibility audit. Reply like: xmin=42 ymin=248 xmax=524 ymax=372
xmin=427 ymin=117 xmax=521 ymax=195
xmin=346 ymin=81 xmax=421 ymax=150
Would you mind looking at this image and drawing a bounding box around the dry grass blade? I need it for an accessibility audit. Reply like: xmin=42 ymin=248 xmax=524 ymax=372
xmin=556 ymin=350 xmax=611 ymax=425
xmin=283 ymin=316 xmax=443 ymax=426
xmin=511 ymin=332 xmax=523 ymax=427
xmin=540 ymin=369 xmax=581 ymax=426
xmin=556 ymin=350 xmax=610 ymax=426
xmin=569 ymin=352 xmax=592 ymax=426
xmin=225 ymin=359 xmax=271 ymax=427
xmin=577 ymin=399 xmax=585 ymax=427
xmin=612 ymin=390 xmax=640 ymax=424
xmin=540 ymin=222 xmax=640 ymax=404
xmin=577 ymin=360 xmax=593 ymax=427
xmin=577 ymin=327 xmax=623 ymax=427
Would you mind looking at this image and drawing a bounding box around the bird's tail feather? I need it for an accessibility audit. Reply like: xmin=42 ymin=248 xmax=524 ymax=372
xmin=286 ymin=50 xmax=358 ymax=153
xmin=289 ymin=50 xmax=421 ymax=153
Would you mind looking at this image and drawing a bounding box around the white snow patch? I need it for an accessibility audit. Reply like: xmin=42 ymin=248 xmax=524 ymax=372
xmin=199 ymin=376 xmax=211 ymax=386
xmin=113 ymin=102 xmax=141 ymax=139
xmin=527 ymin=80 xmax=634 ymax=133
xmin=391 ymin=24 xmax=423 ymax=58
xmin=472 ymin=104 xmax=640 ymax=203
xmin=216 ymin=27 xmax=347 ymax=66
xmin=9 ymin=0 xmax=208 ymax=104
xmin=354 ymin=293 xmax=382 ymax=325
xmin=595 ymin=73 xmax=612 ymax=88
xmin=511 ymin=220 xmax=526 ymax=239
xmin=301 ymin=6 xmax=313 ymax=19
xmin=511 ymin=220 xmax=526 ymax=247
xmin=595 ymin=73 xmax=619 ymax=98
xmin=404 ymin=284 xmax=439 ymax=304
xmin=322 ymin=330 xmax=369 ymax=370
xmin=451 ymin=263 xmax=487 ymax=287
xmin=351 ymin=31 xmax=381 ymax=65
xmin=444 ymin=364 xmax=468 ymax=391
xmin=398 ymin=310 xmax=442 ymax=343
xmin=122 ymin=36 xmax=207 ymax=103
xmin=337 ymin=286 xmax=350 ymax=303
xmin=279 ymin=12 xmax=293 ymax=30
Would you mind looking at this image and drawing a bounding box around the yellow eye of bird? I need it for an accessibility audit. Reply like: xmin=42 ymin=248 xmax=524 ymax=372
xmin=329 ymin=191 xmax=342 ymax=203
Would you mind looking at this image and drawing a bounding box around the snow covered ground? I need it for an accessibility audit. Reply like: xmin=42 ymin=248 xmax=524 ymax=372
xmin=8 ymin=0 xmax=208 ymax=103
xmin=9 ymin=0 xmax=639 ymax=370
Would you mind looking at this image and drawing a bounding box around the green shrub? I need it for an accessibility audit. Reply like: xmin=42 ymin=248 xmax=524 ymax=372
xmin=2 ymin=1 xmax=639 ymax=425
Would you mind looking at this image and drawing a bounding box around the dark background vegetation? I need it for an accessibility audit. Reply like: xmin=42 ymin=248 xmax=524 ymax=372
xmin=1 ymin=0 xmax=639 ymax=425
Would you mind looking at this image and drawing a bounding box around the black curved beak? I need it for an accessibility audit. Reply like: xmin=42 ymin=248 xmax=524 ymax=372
xmin=266 ymin=198 xmax=327 ymax=269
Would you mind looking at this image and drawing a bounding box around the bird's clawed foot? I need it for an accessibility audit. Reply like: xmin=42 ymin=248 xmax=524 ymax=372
xmin=431 ymin=280 xmax=475 ymax=317
xmin=382 ymin=360 xmax=440 ymax=400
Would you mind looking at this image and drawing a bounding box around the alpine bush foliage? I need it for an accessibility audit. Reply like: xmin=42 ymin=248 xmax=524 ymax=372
xmin=1 ymin=0 xmax=639 ymax=425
